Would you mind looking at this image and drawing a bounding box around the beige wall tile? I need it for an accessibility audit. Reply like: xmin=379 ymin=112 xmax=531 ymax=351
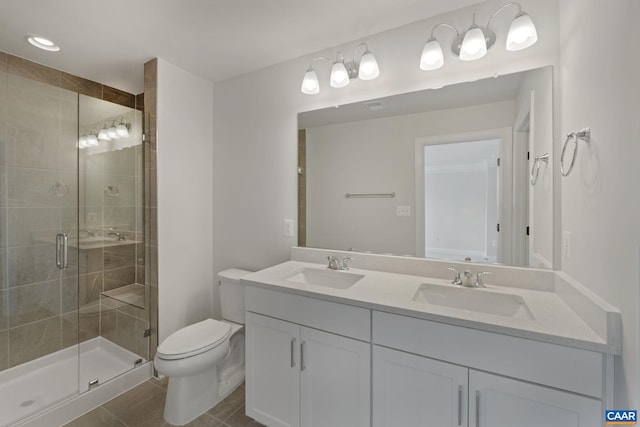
xmin=0 ymin=330 xmax=8 ymax=372
xmin=62 ymin=272 xmax=103 ymax=313
xmin=103 ymin=148 xmax=135 ymax=175
xmin=144 ymin=59 xmax=157 ymax=91
xmin=0 ymin=72 xmax=7 ymax=127
xmin=7 ymin=207 xmax=60 ymax=247
xmin=9 ymin=316 xmax=61 ymax=366
xmin=8 ymin=244 xmax=59 ymax=286
xmin=103 ymin=266 xmax=135 ymax=291
xmin=0 ymin=289 xmax=6 ymax=331
xmin=104 ymin=244 xmax=135 ymax=270
xmin=103 ymin=174 xmax=135 ymax=207
xmin=7 ymin=167 xmax=61 ymax=207
xmin=0 ymin=207 xmax=5 ymax=248
xmin=9 ymin=280 xmax=61 ymax=327
xmin=103 ymin=85 xmax=135 ymax=109
xmin=7 ymin=81 xmax=61 ymax=132
xmin=103 ymin=206 xmax=136 ymax=230
xmin=5 ymin=127 xmax=61 ymax=169
xmin=60 ymin=72 xmax=102 ymax=99
xmin=7 ymin=56 xmax=60 ymax=87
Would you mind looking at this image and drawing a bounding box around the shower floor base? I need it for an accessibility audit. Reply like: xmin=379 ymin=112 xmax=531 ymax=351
xmin=0 ymin=337 xmax=146 ymax=427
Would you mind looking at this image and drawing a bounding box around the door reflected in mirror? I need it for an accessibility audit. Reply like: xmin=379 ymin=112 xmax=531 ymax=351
xmin=298 ymin=66 xmax=553 ymax=269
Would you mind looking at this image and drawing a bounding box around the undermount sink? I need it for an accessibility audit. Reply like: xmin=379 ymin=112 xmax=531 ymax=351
xmin=413 ymin=283 xmax=534 ymax=320
xmin=285 ymin=268 xmax=364 ymax=290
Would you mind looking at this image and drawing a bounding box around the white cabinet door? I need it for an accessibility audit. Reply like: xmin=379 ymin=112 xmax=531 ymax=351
xmin=300 ymin=327 xmax=370 ymax=427
xmin=469 ymin=370 xmax=602 ymax=427
xmin=246 ymin=312 xmax=300 ymax=427
xmin=372 ymin=345 xmax=468 ymax=427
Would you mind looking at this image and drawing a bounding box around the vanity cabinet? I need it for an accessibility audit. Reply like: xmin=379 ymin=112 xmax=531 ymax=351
xmin=373 ymin=345 xmax=468 ymax=427
xmin=469 ymin=370 xmax=601 ymax=427
xmin=245 ymin=287 xmax=371 ymax=427
xmin=373 ymin=311 xmax=606 ymax=427
xmin=373 ymin=345 xmax=601 ymax=427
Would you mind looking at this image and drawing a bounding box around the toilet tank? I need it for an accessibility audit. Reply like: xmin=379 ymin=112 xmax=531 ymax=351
xmin=218 ymin=268 xmax=252 ymax=324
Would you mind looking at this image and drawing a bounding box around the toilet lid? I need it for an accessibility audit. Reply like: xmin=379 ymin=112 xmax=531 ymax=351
xmin=157 ymin=319 xmax=231 ymax=359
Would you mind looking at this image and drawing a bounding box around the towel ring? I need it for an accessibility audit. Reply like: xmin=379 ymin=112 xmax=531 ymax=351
xmin=560 ymin=127 xmax=590 ymax=177
xmin=51 ymin=181 xmax=69 ymax=197
xmin=530 ymin=153 xmax=549 ymax=186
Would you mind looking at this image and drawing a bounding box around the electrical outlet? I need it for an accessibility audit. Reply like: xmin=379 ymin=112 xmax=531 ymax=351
xmin=284 ymin=219 xmax=295 ymax=237
xmin=562 ymin=231 xmax=571 ymax=258
xmin=396 ymin=206 xmax=411 ymax=217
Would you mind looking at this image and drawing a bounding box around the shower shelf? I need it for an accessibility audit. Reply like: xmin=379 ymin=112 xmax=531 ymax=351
xmin=101 ymin=283 xmax=146 ymax=309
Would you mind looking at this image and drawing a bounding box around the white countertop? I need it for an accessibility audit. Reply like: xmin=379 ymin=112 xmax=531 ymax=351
xmin=243 ymin=260 xmax=620 ymax=355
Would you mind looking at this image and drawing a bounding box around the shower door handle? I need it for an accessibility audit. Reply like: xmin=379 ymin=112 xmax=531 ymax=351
xmin=56 ymin=233 xmax=68 ymax=270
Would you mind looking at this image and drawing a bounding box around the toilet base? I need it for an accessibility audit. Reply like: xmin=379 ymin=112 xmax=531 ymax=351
xmin=164 ymin=365 xmax=219 ymax=426
xmin=160 ymin=325 xmax=245 ymax=426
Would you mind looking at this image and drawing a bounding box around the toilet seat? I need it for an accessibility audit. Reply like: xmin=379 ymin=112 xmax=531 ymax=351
xmin=157 ymin=319 xmax=231 ymax=360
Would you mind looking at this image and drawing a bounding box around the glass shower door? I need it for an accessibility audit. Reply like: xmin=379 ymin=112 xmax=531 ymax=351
xmin=76 ymin=94 xmax=148 ymax=393
xmin=0 ymin=70 xmax=81 ymax=424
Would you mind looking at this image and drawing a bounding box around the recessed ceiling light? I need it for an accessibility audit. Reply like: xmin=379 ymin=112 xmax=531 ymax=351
xmin=26 ymin=35 xmax=60 ymax=52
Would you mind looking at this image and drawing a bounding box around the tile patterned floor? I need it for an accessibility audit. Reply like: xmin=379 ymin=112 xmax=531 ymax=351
xmin=64 ymin=379 xmax=264 ymax=427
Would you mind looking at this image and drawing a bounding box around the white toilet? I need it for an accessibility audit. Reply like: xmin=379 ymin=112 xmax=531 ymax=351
xmin=154 ymin=268 xmax=250 ymax=426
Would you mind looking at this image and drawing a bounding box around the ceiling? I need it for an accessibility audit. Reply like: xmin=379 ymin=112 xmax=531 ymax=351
xmin=0 ymin=0 xmax=483 ymax=94
xmin=298 ymin=70 xmax=525 ymax=128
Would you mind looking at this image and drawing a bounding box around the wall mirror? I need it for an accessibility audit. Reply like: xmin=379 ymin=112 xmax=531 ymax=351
xmin=297 ymin=66 xmax=554 ymax=269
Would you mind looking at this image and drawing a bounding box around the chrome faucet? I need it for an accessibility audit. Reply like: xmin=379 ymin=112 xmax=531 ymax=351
xmin=327 ymin=256 xmax=352 ymax=271
xmin=446 ymin=267 xmax=492 ymax=288
xmin=78 ymin=229 xmax=95 ymax=238
xmin=107 ymin=231 xmax=126 ymax=241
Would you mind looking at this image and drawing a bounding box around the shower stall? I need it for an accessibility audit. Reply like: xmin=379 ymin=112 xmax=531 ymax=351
xmin=0 ymin=62 xmax=151 ymax=426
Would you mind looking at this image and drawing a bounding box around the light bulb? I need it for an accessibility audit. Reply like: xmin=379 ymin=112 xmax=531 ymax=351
xmin=107 ymin=125 xmax=118 ymax=140
xmin=460 ymin=26 xmax=487 ymax=61
xmin=420 ymin=38 xmax=444 ymax=70
xmin=358 ymin=51 xmax=379 ymax=80
xmin=330 ymin=60 xmax=350 ymax=88
xmin=87 ymin=134 xmax=99 ymax=146
xmin=301 ymin=69 xmax=319 ymax=95
xmin=98 ymin=126 xmax=110 ymax=141
xmin=506 ymin=13 xmax=538 ymax=51
xmin=116 ymin=121 xmax=130 ymax=137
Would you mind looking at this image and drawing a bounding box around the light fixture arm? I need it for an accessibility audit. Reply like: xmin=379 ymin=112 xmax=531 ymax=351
xmin=429 ymin=23 xmax=460 ymax=39
xmin=352 ymin=43 xmax=369 ymax=65
xmin=307 ymin=56 xmax=332 ymax=70
xmin=487 ymin=2 xmax=522 ymax=29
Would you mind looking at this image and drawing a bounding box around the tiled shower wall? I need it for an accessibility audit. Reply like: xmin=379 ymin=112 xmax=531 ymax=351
xmin=143 ymin=59 xmax=159 ymax=361
xmin=0 ymin=51 xmax=156 ymax=371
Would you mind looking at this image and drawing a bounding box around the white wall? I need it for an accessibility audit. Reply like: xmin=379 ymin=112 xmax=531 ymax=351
xmin=305 ymin=102 xmax=512 ymax=257
xmin=212 ymin=0 xmax=560 ymax=316
xmin=157 ymin=58 xmax=214 ymax=342
xmin=558 ymin=0 xmax=640 ymax=407
xmin=515 ymin=67 xmax=554 ymax=267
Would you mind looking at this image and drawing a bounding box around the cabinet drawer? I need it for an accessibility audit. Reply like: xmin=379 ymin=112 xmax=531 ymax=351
xmin=373 ymin=311 xmax=603 ymax=398
xmin=246 ymin=286 xmax=370 ymax=341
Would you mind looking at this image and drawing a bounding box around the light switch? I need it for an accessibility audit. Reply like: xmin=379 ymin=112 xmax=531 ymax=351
xmin=284 ymin=219 xmax=295 ymax=237
xmin=562 ymin=231 xmax=571 ymax=258
xmin=396 ymin=206 xmax=411 ymax=217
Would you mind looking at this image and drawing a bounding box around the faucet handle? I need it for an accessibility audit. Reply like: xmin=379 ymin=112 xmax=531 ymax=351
xmin=475 ymin=271 xmax=492 ymax=288
xmin=446 ymin=267 xmax=462 ymax=286
xmin=342 ymin=257 xmax=352 ymax=270
xmin=327 ymin=256 xmax=339 ymax=270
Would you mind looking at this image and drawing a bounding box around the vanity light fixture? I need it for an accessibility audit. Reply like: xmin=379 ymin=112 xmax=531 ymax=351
xmin=301 ymin=43 xmax=379 ymax=95
xmin=419 ymin=2 xmax=537 ymax=70
xmin=115 ymin=118 xmax=131 ymax=138
xmin=25 ymin=35 xmax=61 ymax=52
xmin=79 ymin=118 xmax=130 ymax=149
